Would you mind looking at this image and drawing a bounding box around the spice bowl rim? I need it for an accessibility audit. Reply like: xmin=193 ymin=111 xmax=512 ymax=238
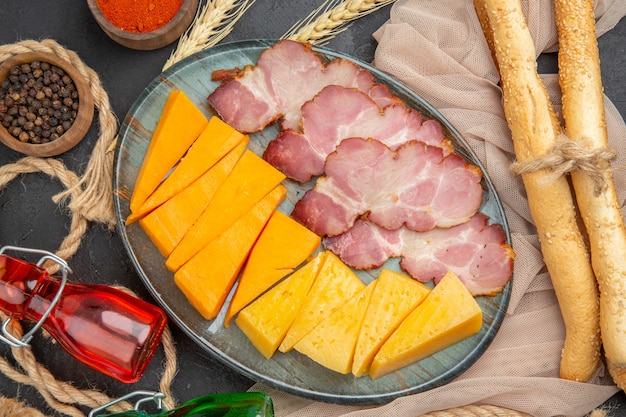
xmin=0 ymin=51 xmax=95 ymax=158
xmin=86 ymin=0 xmax=200 ymax=51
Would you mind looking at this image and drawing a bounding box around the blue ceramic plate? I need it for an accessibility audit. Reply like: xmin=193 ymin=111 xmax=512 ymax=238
xmin=113 ymin=39 xmax=512 ymax=405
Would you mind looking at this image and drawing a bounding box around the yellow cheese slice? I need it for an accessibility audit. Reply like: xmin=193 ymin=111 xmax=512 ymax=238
xmin=174 ymin=185 xmax=287 ymax=321
xmin=235 ymin=252 xmax=327 ymax=359
xmin=369 ymin=270 xmax=483 ymax=379
xmin=352 ymin=269 xmax=431 ymax=377
xmin=279 ymin=251 xmax=365 ymax=353
xmin=166 ymin=150 xmax=286 ymax=272
xmin=139 ymin=140 xmax=247 ymax=257
xmin=294 ymin=281 xmax=376 ymax=374
xmin=128 ymin=116 xmax=247 ymax=223
xmin=129 ymin=90 xmax=208 ymax=216
xmin=225 ymin=211 xmax=321 ymax=327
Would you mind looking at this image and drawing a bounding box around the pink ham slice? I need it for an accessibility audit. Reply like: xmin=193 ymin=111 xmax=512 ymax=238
xmin=264 ymin=85 xmax=449 ymax=182
xmin=291 ymin=137 xmax=483 ymax=237
xmin=323 ymin=214 xmax=514 ymax=296
xmin=207 ymin=39 xmax=392 ymax=133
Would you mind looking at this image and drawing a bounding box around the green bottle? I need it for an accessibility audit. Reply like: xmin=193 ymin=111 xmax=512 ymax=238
xmin=90 ymin=392 xmax=274 ymax=417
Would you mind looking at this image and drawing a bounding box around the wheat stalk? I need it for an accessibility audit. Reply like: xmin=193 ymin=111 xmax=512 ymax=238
xmin=163 ymin=0 xmax=256 ymax=70
xmin=282 ymin=0 xmax=396 ymax=45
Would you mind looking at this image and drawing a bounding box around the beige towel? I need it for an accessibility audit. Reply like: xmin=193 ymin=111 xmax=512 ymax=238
xmin=249 ymin=1 xmax=626 ymax=415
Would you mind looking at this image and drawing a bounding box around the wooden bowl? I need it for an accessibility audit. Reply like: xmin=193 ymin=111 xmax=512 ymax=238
xmin=87 ymin=0 xmax=199 ymax=51
xmin=0 ymin=52 xmax=95 ymax=157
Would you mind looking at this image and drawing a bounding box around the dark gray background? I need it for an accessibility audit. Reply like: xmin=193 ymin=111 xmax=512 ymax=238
xmin=0 ymin=1 xmax=624 ymax=415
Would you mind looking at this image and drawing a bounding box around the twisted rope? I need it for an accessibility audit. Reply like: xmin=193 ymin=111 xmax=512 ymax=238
xmin=0 ymin=39 xmax=119 ymax=228
xmin=420 ymin=405 xmax=534 ymax=416
xmin=0 ymin=40 xmax=177 ymax=416
xmin=0 ymin=157 xmax=178 ymax=416
xmin=0 ymin=396 xmax=46 ymax=417
xmin=0 ymin=157 xmax=88 ymax=274
xmin=510 ymin=134 xmax=618 ymax=197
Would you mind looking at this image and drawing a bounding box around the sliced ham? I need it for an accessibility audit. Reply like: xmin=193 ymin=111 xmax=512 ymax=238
xmin=264 ymin=85 xmax=449 ymax=182
xmin=207 ymin=39 xmax=391 ymax=133
xmin=323 ymin=214 xmax=514 ymax=296
xmin=291 ymin=137 xmax=483 ymax=236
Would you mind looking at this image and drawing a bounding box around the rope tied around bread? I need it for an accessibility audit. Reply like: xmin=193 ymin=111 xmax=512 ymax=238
xmin=510 ymin=134 xmax=618 ymax=197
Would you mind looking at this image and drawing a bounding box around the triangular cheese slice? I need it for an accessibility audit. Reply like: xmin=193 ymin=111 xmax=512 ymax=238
xmin=279 ymin=251 xmax=365 ymax=352
xmin=225 ymin=211 xmax=320 ymax=327
xmin=294 ymin=281 xmax=376 ymax=374
xmin=128 ymin=116 xmax=247 ymax=223
xmin=370 ymin=271 xmax=483 ymax=379
xmin=129 ymin=90 xmax=208 ymax=215
xmin=166 ymin=150 xmax=286 ymax=272
xmin=235 ymin=252 xmax=327 ymax=359
xmin=174 ymin=185 xmax=286 ymax=320
xmin=139 ymin=140 xmax=247 ymax=257
xmin=352 ymin=269 xmax=431 ymax=377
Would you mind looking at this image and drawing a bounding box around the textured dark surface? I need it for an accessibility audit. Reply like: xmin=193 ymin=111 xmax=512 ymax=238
xmin=0 ymin=1 xmax=624 ymax=416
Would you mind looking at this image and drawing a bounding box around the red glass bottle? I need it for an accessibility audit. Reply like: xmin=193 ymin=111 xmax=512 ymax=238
xmin=0 ymin=249 xmax=167 ymax=383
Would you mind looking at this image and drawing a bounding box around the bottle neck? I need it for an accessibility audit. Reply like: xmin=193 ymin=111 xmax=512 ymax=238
xmin=0 ymin=254 xmax=50 ymax=320
xmin=22 ymin=275 xmax=60 ymax=322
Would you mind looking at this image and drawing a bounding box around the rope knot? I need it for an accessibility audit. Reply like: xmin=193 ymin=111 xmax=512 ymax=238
xmin=510 ymin=134 xmax=617 ymax=197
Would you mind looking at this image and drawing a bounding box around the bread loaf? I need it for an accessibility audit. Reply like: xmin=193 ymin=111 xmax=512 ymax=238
xmin=474 ymin=0 xmax=601 ymax=382
xmin=554 ymin=0 xmax=626 ymax=389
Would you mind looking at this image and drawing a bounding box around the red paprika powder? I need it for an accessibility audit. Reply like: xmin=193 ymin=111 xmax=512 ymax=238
xmin=97 ymin=0 xmax=184 ymax=33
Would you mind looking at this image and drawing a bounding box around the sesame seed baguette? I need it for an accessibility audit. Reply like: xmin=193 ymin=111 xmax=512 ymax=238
xmin=475 ymin=0 xmax=601 ymax=382
xmin=554 ymin=0 xmax=626 ymax=389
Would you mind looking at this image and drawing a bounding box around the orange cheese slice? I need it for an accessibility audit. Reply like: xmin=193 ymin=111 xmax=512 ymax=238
xmin=174 ymin=185 xmax=287 ymax=321
xmin=370 ymin=270 xmax=483 ymax=379
xmin=352 ymin=269 xmax=431 ymax=377
xmin=294 ymin=281 xmax=376 ymax=374
xmin=225 ymin=211 xmax=321 ymax=327
xmin=129 ymin=90 xmax=208 ymax=216
xmin=279 ymin=251 xmax=365 ymax=353
xmin=128 ymin=116 xmax=247 ymax=223
xmin=235 ymin=251 xmax=327 ymax=359
xmin=166 ymin=150 xmax=286 ymax=272
xmin=139 ymin=140 xmax=247 ymax=257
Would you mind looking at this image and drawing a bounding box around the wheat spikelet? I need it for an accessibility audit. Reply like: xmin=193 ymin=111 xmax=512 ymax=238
xmin=163 ymin=0 xmax=255 ymax=70
xmin=282 ymin=0 xmax=396 ymax=45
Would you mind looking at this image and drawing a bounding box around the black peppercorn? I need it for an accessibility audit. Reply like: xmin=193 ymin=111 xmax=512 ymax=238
xmin=0 ymin=60 xmax=79 ymax=144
